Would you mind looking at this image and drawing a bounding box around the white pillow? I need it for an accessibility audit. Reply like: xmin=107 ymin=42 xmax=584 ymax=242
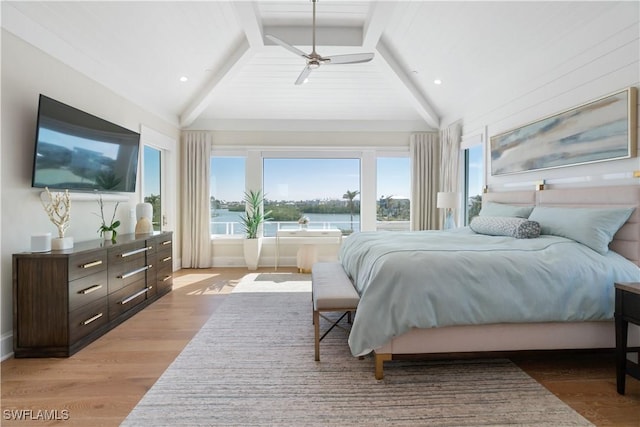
xmin=479 ymin=202 xmax=534 ymax=218
xmin=528 ymin=206 xmax=634 ymax=254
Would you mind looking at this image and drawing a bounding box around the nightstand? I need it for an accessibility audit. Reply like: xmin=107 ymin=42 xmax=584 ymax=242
xmin=614 ymin=282 xmax=640 ymax=395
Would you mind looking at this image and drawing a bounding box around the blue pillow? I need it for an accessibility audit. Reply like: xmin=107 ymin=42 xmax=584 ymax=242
xmin=479 ymin=202 xmax=534 ymax=218
xmin=470 ymin=216 xmax=541 ymax=239
xmin=528 ymin=206 xmax=634 ymax=255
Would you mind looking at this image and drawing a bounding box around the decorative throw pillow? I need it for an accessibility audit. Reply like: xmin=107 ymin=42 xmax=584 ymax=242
xmin=470 ymin=216 xmax=541 ymax=239
xmin=479 ymin=202 xmax=534 ymax=218
xmin=528 ymin=206 xmax=634 ymax=255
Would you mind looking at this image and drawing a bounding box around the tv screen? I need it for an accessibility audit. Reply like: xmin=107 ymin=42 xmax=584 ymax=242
xmin=31 ymin=95 xmax=140 ymax=193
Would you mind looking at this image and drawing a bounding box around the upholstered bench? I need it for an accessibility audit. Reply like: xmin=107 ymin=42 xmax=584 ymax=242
xmin=312 ymin=262 xmax=360 ymax=361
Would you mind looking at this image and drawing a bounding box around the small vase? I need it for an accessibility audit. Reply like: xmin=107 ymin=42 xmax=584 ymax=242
xmin=103 ymin=230 xmax=113 ymax=241
xmin=51 ymin=236 xmax=73 ymax=250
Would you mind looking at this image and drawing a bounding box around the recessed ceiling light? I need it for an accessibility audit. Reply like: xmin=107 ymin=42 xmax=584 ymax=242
xmin=179 ymin=76 xmax=188 ymax=82
xmin=434 ymin=79 xmax=442 ymax=85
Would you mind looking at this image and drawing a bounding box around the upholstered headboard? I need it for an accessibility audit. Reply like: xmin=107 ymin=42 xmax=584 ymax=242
xmin=484 ymin=186 xmax=640 ymax=266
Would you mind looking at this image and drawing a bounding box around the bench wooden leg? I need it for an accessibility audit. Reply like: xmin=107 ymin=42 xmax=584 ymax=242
xmin=375 ymin=353 xmax=392 ymax=380
xmin=314 ymin=310 xmax=320 ymax=361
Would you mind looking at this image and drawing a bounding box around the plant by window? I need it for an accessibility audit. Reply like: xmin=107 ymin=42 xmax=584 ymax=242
xmin=239 ymin=190 xmax=272 ymax=239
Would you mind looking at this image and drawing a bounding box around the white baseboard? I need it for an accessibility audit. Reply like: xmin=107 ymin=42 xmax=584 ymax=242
xmin=1 ymin=331 xmax=14 ymax=361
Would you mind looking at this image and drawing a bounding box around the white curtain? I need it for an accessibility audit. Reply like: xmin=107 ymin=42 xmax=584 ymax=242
xmin=439 ymin=122 xmax=462 ymax=228
xmin=410 ymin=132 xmax=440 ymax=230
xmin=181 ymin=131 xmax=212 ymax=268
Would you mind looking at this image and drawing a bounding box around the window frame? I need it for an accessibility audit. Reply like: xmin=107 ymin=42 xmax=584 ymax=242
xmin=209 ymin=147 xmax=410 ymax=238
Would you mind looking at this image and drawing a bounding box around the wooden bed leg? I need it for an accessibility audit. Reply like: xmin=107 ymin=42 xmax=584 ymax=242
xmin=374 ymin=353 xmax=391 ymax=380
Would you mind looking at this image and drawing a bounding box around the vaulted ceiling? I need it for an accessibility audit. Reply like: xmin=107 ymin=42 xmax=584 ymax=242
xmin=1 ymin=1 xmax=630 ymax=132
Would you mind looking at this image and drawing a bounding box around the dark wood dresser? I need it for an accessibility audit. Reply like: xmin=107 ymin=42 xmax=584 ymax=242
xmin=12 ymin=231 xmax=173 ymax=358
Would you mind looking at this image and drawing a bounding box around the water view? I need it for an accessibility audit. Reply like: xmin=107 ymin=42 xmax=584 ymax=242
xmin=211 ymin=209 xmax=361 ymax=236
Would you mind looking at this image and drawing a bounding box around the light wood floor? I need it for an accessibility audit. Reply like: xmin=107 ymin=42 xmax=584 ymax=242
xmin=2 ymin=267 xmax=639 ymax=426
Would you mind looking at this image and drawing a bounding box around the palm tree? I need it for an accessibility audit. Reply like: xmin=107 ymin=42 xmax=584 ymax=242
xmin=343 ymin=190 xmax=360 ymax=231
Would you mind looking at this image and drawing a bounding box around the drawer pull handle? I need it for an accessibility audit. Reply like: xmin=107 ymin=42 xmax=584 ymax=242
xmin=162 ymin=275 xmax=172 ymax=282
xmin=80 ymin=260 xmax=103 ymax=269
xmin=119 ymin=246 xmax=151 ymax=258
xmin=161 ymin=240 xmax=171 ymax=246
xmin=162 ymin=256 xmax=172 ymax=262
xmin=82 ymin=312 xmax=103 ymax=326
xmin=117 ymin=265 xmax=150 ymax=279
xmin=79 ymin=284 xmax=103 ymax=295
xmin=120 ymin=287 xmax=151 ymax=305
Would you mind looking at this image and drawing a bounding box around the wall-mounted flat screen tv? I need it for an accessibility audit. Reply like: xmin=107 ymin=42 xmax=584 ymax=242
xmin=31 ymin=95 xmax=140 ymax=193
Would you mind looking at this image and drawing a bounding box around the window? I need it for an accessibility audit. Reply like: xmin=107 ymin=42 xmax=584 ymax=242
xmin=464 ymin=144 xmax=484 ymax=224
xmin=263 ymin=158 xmax=361 ymax=236
xmin=211 ymin=157 xmax=246 ymax=236
xmin=376 ymin=157 xmax=410 ymax=231
xmin=142 ymin=146 xmax=162 ymax=231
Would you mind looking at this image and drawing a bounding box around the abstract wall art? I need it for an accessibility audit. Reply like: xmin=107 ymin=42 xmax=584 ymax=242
xmin=490 ymin=87 xmax=637 ymax=175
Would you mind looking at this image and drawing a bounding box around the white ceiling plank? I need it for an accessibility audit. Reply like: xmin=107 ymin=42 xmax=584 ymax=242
xmin=263 ymin=25 xmax=362 ymax=48
xmin=179 ymin=36 xmax=254 ymax=128
xmin=375 ymin=39 xmax=440 ymax=129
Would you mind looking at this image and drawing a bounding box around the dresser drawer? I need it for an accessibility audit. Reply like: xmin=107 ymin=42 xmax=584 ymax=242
xmin=108 ymin=258 xmax=150 ymax=293
xmin=68 ymin=250 xmax=107 ymax=281
xmin=108 ymin=279 xmax=150 ymax=320
xmin=108 ymin=241 xmax=149 ymax=265
xmin=156 ymin=236 xmax=173 ymax=251
xmin=69 ymin=297 xmax=108 ymax=342
xmin=157 ymin=250 xmax=173 ymax=272
xmin=157 ymin=270 xmax=173 ymax=295
xmin=69 ymin=270 xmax=108 ymax=312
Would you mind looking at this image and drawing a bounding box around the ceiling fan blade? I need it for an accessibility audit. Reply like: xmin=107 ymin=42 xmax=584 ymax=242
xmin=324 ymin=52 xmax=375 ymax=65
xmin=265 ymin=34 xmax=309 ymax=59
xmin=295 ymin=66 xmax=313 ymax=85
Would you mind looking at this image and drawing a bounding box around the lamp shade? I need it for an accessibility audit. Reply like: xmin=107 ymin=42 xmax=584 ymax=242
xmin=436 ymin=192 xmax=458 ymax=209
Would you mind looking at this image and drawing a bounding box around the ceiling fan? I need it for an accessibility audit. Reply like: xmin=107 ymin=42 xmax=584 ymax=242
xmin=265 ymin=0 xmax=375 ymax=85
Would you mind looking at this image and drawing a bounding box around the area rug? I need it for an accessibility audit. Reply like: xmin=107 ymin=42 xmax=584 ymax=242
xmin=121 ymin=272 xmax=592 ymax=426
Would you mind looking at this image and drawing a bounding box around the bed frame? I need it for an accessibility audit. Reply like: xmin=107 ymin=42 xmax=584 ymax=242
xmin=372 ymin=185 xmax=640 ymax=379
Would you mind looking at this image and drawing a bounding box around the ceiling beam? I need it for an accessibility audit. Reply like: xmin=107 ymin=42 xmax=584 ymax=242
xmin=263 ymin=25 xmax=362 ymax=47
xmin=179 ymin=36 xmax=253 ymax=128
xmin=231 ymin=1 xmax=264 ymax=48
xmin=375 ymin=39 xmax=440 ymax=129
xmin=180 ymin=1 xmax=264 ymax=127
xmin=362 ymin=1 xmax=398 ymax=49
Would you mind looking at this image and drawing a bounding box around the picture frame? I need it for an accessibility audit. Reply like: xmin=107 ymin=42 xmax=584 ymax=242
xmin=490 ymin=87 xmax=638 ymax=176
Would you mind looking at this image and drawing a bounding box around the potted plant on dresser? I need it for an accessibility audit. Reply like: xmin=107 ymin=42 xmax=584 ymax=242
xmin=95 ymin=195 xmax=120 ymax=243
xmin=239 ymin=190 xmax=272 ymax=270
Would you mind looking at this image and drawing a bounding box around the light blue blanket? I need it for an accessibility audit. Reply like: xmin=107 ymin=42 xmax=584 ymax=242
xmin=339 ymin=228 xmax=640 ymax=357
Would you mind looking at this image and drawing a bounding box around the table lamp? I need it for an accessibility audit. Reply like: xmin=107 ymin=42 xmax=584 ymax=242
xmin=436 ymin=192 xmax=458 ymax=230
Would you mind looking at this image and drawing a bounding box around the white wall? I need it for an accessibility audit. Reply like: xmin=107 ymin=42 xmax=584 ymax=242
xmin=0 ymin=31 xmax=180 ymax=360
xmin=447 ymin=2 xmax=640 ymax=190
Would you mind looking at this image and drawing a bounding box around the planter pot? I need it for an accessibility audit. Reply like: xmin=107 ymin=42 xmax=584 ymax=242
xmin=51 ymin=236 xmax=73 ymax=250
xmin=243 ymin=238 xmax=263 ymax=270
xmin=103 ymin=230 xmax=113 ymax=241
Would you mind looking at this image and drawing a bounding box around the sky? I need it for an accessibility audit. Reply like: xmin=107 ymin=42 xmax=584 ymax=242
xmin=143 ymin=145 xmax=161 ymax=196
xmin=146 ymin=152 xmax=482 ymax=203
xmin=210 ymin=157 xmax=412 ymax=202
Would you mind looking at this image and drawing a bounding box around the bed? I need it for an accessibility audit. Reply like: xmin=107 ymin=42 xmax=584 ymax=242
xmin=338 ymin=185 xmax=640 ymax=379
